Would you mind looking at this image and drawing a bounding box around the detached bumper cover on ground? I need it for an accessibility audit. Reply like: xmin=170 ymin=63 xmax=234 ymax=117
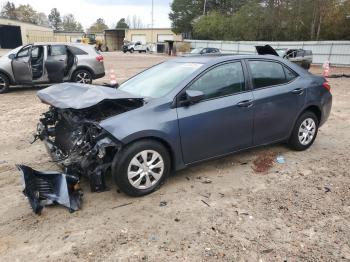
xmin=17 ymin=165 xmax=82 ymax=214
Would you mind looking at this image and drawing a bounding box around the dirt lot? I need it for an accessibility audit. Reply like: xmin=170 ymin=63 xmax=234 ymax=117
xmin=0 ymin=52 xmax=349 ymax=261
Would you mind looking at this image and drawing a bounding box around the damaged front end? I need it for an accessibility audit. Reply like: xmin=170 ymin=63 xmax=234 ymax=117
xmin=33 ymin=84 xmax=144 ymax=193
xmin=35 ymin=106 xmax=121 ymax=192
xmin=20 ymin=84 xmax=144 ymax=214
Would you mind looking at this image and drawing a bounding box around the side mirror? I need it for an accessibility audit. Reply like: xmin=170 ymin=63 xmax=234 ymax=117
xmin=179 ymin=90 xmax=204 ymax=106
xmin=8 ymin=53 xmax=15 ymax=60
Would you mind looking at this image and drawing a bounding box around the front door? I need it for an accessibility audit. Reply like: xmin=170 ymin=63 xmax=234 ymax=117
xmin=12 ymin=45 xmax=32 ymax=84
xmin=247 ymin=59 xmax=307 ymax=145
xmin=177 ymin=61 xmax=254 ymax=164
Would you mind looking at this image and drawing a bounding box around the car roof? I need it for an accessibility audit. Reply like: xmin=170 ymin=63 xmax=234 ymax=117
xmin=32 ymin=42 xmax=88 ymax=47
xmin=173 ymin=54 xmax=283 ymax=64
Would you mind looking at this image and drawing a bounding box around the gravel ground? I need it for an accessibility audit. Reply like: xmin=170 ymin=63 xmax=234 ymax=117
xmin=0 ymin=52 xmax=349 ymax=261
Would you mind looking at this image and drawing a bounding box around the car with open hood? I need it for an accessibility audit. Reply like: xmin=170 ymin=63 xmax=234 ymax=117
xmin=0 ymin=42 xmax=105 ymax=94
xmin=256 ymin=45 xmax=313 ymax=70
xmin=33 ymin=55 xmax=332 ymax=197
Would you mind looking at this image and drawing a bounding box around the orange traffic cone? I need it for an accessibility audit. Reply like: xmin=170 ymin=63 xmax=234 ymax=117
xmin=322 ymin=61 xmax=330 ymax=78
xmin=109 ymin=69 xmax=117 ymax=86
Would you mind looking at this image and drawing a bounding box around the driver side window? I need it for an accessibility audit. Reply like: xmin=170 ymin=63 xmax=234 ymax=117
xmin=188 ymin=62 xmax=245 ymax=100
xmin=16 ymin=46 xmax=31 ymax=58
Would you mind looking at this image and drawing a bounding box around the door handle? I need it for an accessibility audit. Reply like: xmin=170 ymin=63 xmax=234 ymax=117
xmin=237 ymin=100 xmax=253 ymax=108
xmin=291 ymin=88 xmax=304 ymax=95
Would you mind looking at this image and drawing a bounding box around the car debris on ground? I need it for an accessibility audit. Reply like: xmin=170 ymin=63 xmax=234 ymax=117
xmin=16 ymin=165 xmax=82 ymax=214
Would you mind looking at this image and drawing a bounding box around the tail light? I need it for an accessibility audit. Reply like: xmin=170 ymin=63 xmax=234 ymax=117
xmin=323 ymin=81 xmax=331 ymax=91
xmin=96 ymin=55 xmax=104 ymax=62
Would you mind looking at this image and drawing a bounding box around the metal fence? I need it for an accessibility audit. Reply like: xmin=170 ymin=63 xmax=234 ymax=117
xmin=185 ymin=40 xmax=350 ymax=66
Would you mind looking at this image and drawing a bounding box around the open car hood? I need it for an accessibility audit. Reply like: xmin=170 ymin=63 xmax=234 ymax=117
xmin=37 ymin=83 xmax=143 ymax=110
xmin=255 ymin=45 xmax=279 ymax=56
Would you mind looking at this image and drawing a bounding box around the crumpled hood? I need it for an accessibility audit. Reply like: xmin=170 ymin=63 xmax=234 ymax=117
xmin=37 ymin=83 xmax=143 ymax=110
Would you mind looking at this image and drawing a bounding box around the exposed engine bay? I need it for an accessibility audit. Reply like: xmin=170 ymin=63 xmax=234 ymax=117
xmin=19 ymin=83 xmax=144 ymax=214
xmin=35 ymin=99 xmax=143 ymax=192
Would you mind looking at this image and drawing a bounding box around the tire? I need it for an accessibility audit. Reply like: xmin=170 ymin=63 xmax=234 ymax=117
xmin=130 ymin=48 xmax=134 ymax=53
xmin=71 ymin=69 xmax=93 ymax=84
xmin=288 ymin=111 xmax=319 ymax=151
xmin=0 ymin=73 xmax=10 ymax=94
xmin=112 ymin=140 xmax=171 ymax=197
xmin=123 ymin=50 xmax=127 ymax=53
xmin=138 ymin=51 xmax=142 ymax=53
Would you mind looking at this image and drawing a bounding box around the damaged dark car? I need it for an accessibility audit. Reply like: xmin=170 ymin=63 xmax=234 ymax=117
xmin=30 ymin=55 xmax=332 ymax=200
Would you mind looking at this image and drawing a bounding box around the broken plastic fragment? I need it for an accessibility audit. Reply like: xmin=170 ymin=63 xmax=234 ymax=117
xmin=16 ymin=165 xmax=83 ymax=215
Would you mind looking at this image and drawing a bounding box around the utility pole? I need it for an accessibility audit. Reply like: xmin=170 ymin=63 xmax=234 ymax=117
xmin=203 ymin=0 xmax=207 ymax=15
xmin=151 ymin=0 xmax=154 ymax=50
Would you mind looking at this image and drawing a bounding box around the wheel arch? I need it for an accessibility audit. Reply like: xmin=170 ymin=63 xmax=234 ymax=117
xmin=122 ymin=136 xmax=176 ymax=171
xmin=288 ymin=104 xmax=322 ymax=139
xmin=301 ymin=105 xmax=322 ymax=124
xmin=71 ymin=66 xmax=95 ymax=81
xmin=0 ymin=69 xmax=14 ymax=85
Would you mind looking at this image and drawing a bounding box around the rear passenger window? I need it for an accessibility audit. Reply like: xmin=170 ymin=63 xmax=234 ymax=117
xmin=284 ymin=67 xmax=298 ymax=82
xmin=189 ymin=62 xmax=245 ymax=100
xmin=49 ymin=45 xmax=67 ymax=56
xmin=248 ymin=60 xmax=295 ymax=89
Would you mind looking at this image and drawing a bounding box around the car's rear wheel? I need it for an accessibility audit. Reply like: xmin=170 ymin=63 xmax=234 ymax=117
xmin=130 ymin=48 xmax=134 ymax=53
xmin=288 ymin=111 xmax=319 ymax=151
xmin=0 ymin=73 xmax=10 ymax=94
xmin=112 ymin=140 xmax=170 ymax=197
xmin=72 ymin=69 xmax=93 ymax=84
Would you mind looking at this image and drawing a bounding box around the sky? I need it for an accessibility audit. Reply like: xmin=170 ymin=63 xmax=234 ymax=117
xmin=2 ymin=0 xmax=173 ymax=29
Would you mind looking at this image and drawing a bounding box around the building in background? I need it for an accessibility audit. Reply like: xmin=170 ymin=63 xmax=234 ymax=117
xmin=124 ymin=28 xmax=182 ymax=45
xmin=0 ymin=18 xmax=53 ymax=48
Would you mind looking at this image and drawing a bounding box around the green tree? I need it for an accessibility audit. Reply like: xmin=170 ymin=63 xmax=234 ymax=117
xmin=15 ymin=4 xmax=37 ymax=24
xmin=48 ymin=8 xmax=62 ymax=31
xmin=0 ymin=1 xmax=17 ymax=19
xmin=116 ymin=18 xmax=129 ymax=29
xmin=169 ymin=0 xmax=205 ymax=37
xmin=36 ymin=12 xmax=49 ymax=27
xmin=62 ymin=14 xmax=83 ymax=32
xmin=87 ymin=18 xmax=108 ymax=33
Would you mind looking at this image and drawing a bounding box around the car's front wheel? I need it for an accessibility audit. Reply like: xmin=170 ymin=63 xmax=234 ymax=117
xmin=72 ymin=69 xmax=93 ymax=84
xmin=113 ymin=140 xmax=170 ymax=197
xmin=288 ymin=111 xmax=319 ymax=151
xmin=0 ymin=73 xmax=10 ymax=94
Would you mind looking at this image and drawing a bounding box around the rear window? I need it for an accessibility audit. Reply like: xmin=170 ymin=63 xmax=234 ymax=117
xmin=68 ymin=46 xmax=88 ymax=55
xmin=248 ymin=60 xmax=297 ymax=89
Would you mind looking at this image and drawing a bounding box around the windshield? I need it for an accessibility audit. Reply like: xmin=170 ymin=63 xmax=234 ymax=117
xmin=190 ymin=48 xmax=202 ymax=54
xmin=119 ymin=62 xmax=203 ymax=98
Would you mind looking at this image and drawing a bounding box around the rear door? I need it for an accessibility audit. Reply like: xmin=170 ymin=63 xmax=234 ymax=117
xmin=247 ymin=59 xmax=306 ymax=145
xmin=12 ymin=45 xmax=32 ymax=84
xmin=45 ymin=45 xmax=68 ymax=83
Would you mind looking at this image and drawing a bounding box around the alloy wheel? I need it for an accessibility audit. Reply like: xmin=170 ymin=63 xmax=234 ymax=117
xmin=127 ymin=150 xmax=164 ymax=190
xmin=75 ymin=72 xmax=91 ymax=84
xmin=298 ymin=118 xmax=316 ymax=146
xmin=0 ymin=76 xmax=6 ymax=91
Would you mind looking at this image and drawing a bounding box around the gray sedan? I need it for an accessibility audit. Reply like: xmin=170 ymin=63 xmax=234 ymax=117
xmin=0 ymin=42 xmax=105 ymax=94
xmin=33 ymin=54 xmax=332 ymax=197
